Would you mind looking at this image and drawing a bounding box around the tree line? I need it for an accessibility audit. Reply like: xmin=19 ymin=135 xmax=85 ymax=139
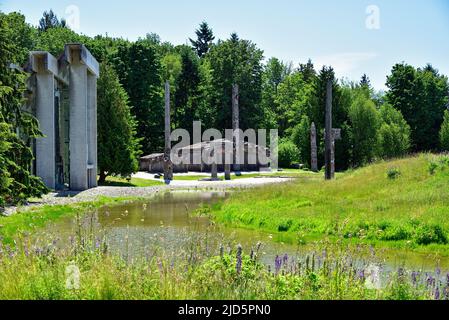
xmin=1 ymin=10 xmax=449 ymax=205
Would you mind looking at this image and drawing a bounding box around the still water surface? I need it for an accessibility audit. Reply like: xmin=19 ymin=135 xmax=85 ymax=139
xmin=40 ymin=191 xmax=449 ymax=273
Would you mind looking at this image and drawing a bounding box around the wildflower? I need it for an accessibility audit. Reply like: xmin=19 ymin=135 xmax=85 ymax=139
xmin=435 ymin=287 xmax=441 ymax=300
xmin=236 ymin=244 xmax=243 ymax=275
xmin=95 ymin=237 xmax=101 ymax=249
xmin=411 ymin=272 xmax=417 ymax=286
xmin=283 ymin=254 xmax=289 ymax=266
xmin=275 ymin=255 xmax=282 ymax=275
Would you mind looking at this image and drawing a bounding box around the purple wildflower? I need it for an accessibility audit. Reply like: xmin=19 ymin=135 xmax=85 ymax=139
xmin=275 ymin=255 xmax=282 ymax=275
xmin=283 ymin=254 xmax=289 ymax=266
xmin=95 ymin=237 xmax=101 ymax=249
xmin=236 ymin=244 xmax=243 ymax=275
xmin=435 ymin=287 xmax=441 ymax=300
xmin=411 ymin=272 xmax=417 ymax=285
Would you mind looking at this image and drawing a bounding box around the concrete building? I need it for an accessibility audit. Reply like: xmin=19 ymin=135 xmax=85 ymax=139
xmin=27 ymin=44 xmax=99 ymax=191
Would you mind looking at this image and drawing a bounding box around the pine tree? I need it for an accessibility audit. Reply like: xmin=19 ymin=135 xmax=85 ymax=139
xmin=97 ymin=63 xmax=141 ymax=183
xmin=38 ymin=10 xmax=66 ymax=32
xmin=189 ymin=22 xmax=215 ymax=58
xmin=360 ymin=74 xmax=371 ymax=89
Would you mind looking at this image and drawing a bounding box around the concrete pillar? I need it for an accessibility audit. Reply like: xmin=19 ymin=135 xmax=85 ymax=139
xmin=310 ymin=122 xmax=318 ymax=172
xmin=69 ymin=49 xmax=89 ymax=191
xmin=164 ymin=81 xmax=173 ymax=181
xmin=87 ymin=73 xmax=98 ymax=188
xmin=232 ymin=84 xmax=241 ymax=172
xmin=35 ymin=72 xmax=56 ymax=189
xmin=325 ymin=80 xmax=333 ymax=180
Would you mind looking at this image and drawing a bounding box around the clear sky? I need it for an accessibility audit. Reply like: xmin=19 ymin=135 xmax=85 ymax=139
xmin=2 ymin=0 xmax=448 ymax=90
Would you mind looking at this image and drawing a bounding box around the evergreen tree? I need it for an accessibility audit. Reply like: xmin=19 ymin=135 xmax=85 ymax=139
xmin=97 ymin=63 xmax=141 ymax=183
xmin=189 ymin=22 xmax=215 ymax=58
xmin=440 ymin=110 xmax=449 ymax=151
xmin=174 ymin=46 xmax=201 ymax=133
xmin=0 ymin=12 xmax=47 ymax=206
xmin=299 ymin=59 xmax=316 ymax=83
xmin=360 ymin=74 xmax=371 ymax=89
xmin=38 ymin=10 xmax=66 ymax=32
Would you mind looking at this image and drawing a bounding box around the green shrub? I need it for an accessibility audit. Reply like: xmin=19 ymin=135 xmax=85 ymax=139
xmin=413 ymin=224 xmax=448 ymax=245
xmin=278 ymin=139 xmax=299 ymax=168
xmin=386 ymin=167 xmax=401 ymax=180
xmin=380 ymin=225 xmax=411 ymax=241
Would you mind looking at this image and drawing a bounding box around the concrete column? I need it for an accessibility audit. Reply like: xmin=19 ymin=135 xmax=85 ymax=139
xmin=35 ymin=72 xmax=56 ymax=189
xmin=87 ymin=73 xmax=98 ymax=188
xmin=69 ymin=50 xmax=89 ymax=191
xmin=232 ymin=84 xmax=241 ymax=172
xmin=164 ymin=81 xmax=173 ymax=181
xmin=310 ymin=122 xmax=318 ymax=172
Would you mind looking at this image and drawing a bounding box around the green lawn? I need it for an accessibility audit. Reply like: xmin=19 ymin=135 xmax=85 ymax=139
xmin=171 ymin=170 xmax=317 ymax=181
xmin=99 ymin=176 xmax=164 ymax=187
xmin=198 ymin=154 xmax=449 ymax=253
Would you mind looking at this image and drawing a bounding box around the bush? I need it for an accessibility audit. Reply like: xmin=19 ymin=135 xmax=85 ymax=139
xmin=413 ymin=224 xmax=448 ymax=245
xmin=278 ymin=139 xmax=299 ymax=168
xmin=386 ymin=167 xmax=401 ymax=180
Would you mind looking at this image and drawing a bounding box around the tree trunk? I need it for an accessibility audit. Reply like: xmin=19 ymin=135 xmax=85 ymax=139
xmin=98 ymin=171 xmax=107 ymax=184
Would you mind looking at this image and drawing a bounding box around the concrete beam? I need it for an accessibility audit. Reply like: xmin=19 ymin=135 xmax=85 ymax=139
xmin=64 ymin=44 xmax=100 ymax=77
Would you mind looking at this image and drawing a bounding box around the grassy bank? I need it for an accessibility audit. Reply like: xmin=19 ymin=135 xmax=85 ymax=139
xmin=0 ymin=196 xmax=145 ymax=244
xmin=199 ymin=154 xmax=449 ymax=254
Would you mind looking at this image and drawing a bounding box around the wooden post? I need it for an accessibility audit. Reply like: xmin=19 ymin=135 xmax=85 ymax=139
xmin=164 ymin=81 xmax=173 ymax=181
xmin=232 ymin=84 xmax=241 ymax=173
xmin=310 ymin=122 xmax=318 ymax=172
xmin=325 ymin=80 xmax=333 ymax=180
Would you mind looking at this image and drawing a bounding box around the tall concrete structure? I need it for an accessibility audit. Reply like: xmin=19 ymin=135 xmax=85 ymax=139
xmin=164 ymin=81 xmax=173 ymax=181
xmin=28 ymin=44 xmax=99 ymax=191
xmin=310 ymin=122 xmax=318 ymax=172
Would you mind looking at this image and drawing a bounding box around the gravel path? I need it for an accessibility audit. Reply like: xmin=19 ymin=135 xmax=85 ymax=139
xmin=1 ymin=176 xmax=292 ymax=216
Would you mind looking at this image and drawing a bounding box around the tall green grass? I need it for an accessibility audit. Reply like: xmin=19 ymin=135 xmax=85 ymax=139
xmin=199 ymin=154 xmax=449 ymax=253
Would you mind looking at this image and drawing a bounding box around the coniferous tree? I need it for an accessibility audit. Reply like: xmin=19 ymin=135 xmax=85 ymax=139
xmin=97 ymin=63 xmax=141 ymax=183
xmin=0 ymin=12 xmax=47 ymax=206
xmin=189 ymin=22 xmax=215 ymax=58
xmin=38 ymin=10 xmax=66 ymax=32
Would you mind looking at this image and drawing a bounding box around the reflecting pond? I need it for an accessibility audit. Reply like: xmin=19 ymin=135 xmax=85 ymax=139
xmin=38 ymin=191 xmax=449 ymax=273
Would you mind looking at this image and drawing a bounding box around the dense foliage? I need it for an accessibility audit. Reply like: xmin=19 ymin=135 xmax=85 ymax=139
xmin=0 ymin=8 xmax=448 ymax=205
xmin=97 ymin=63 xmax=141 ymax=182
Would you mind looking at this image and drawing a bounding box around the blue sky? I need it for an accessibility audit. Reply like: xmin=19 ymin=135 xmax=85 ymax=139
xmin=2 ymin=0 xmax=448 ymax=90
